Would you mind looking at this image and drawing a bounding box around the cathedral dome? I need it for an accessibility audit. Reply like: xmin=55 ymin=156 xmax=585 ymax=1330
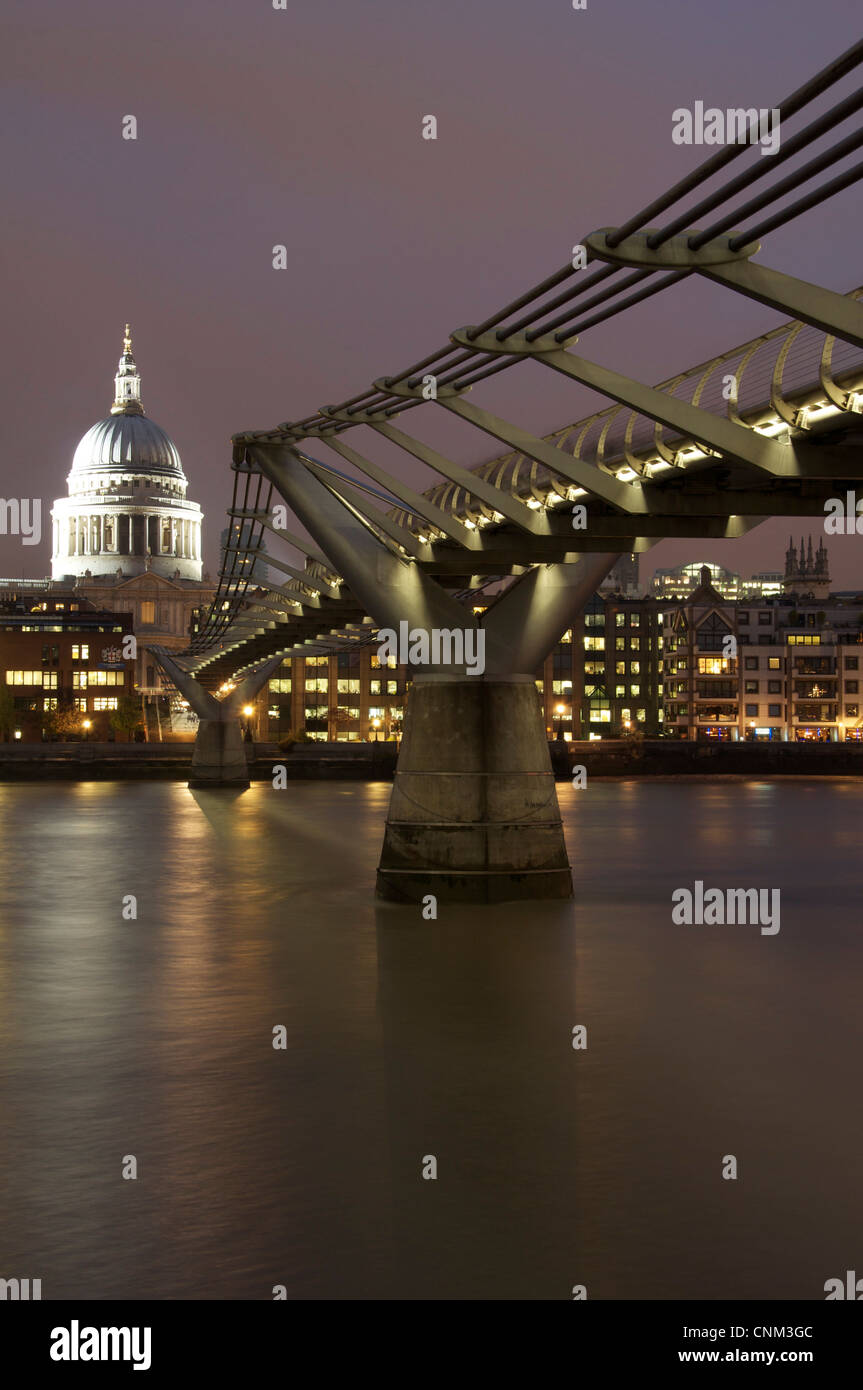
xmin=71 ymin=413 xmax=185 ymax=481
xmin=69 ymin=325 xmax=186 ymax=482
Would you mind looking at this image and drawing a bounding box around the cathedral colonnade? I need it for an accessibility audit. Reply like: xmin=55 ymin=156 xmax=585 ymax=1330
xmin=53 ymin=510 xmax=201 ymax=561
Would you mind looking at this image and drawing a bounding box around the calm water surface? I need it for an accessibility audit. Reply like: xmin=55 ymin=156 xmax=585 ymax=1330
xmin=0 ymin=778 xmax=860 ymax=1300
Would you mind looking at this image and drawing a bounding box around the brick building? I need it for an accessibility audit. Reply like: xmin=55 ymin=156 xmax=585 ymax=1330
xmin=0 ymin=592 xmax=134 ymax=742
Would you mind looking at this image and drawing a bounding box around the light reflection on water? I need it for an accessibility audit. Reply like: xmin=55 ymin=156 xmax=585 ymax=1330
xmin=0 ymin=778 xmax=860 ymax=1300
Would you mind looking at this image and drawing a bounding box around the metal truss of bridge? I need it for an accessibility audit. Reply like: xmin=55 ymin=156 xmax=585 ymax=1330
xmin=154 ymin=38 xmax=863 ymax=901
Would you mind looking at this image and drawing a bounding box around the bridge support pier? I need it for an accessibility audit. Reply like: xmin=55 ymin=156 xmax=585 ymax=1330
xmin=189 ymin=719 xmax=251 ymax=789
xmin=148 ymin=646 xmax=284 ymax=791
xmin=377 ymin=675 xmax=572 ymax=903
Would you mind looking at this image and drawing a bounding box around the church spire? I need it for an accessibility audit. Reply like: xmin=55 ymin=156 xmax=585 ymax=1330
xmin=110 ymin=324 xmax=144 ymax=415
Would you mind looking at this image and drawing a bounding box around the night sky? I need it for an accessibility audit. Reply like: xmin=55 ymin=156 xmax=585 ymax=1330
xmin=2 ymin=0 xmax=862 ymax=585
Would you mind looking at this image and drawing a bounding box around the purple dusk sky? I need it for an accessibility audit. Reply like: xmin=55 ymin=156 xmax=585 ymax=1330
xmin=2 ymin=0 xmax=862 ymax=586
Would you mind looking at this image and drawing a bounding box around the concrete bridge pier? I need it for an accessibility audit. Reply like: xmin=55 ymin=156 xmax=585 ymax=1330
xmin=377 ymin=674 xmax=570 ymax=903
xmin=247 ymin=440 xmax=621 ymax=902
xmin=149 ymin=647 xmax=284 ymax=789
xmin=189 ymin=718 xmax=251 ymax=789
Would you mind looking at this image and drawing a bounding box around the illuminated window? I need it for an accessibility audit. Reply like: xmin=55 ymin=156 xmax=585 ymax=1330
xmin=74 ymin=697 xmax=87 ymax=712
xmin=42 ymin=697 xmax=58 ymax=712
xmin=269 ymin=678 xmax=291 ymax=693
xmin=697 ymin=657 xmax=728 ymax=674
xmin=630 ymin=684 xmax=640 ymax=696
xmin=6 ymin=671 xmax=58 ymax=688
xmin=583 ymin=637 xmax=605 ymax=651
xmin=337 ymin=678 xmax=360 ymax=694
xmin=92 ymin=697 xmax=119 ymax=712
xmin=140 ymin=601 xmax=156 ymax=624
xmin=71 ymin=644 xmax=90 ymax=661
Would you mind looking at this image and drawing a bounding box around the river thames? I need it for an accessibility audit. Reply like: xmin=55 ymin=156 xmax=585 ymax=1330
xmin=0 ymin=778 xmax=859 ymax=1300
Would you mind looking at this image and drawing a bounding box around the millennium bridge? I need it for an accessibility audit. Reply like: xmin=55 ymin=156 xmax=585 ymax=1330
xmin=152 ymin=37 xmax=863 ymax=903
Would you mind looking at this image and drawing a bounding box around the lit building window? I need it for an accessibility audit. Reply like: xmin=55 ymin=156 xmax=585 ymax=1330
xmin=6 ymin=671 xmax=58 ymax=688
xmin=71 ymin=644 xmax=90 ymax=661
xmin=697 ymin=657 xmax=729 ymax=674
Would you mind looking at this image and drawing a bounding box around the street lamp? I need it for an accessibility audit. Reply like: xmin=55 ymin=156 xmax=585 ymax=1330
xmin=82 ymin=719 xmax=92 ymax=742
xmin=241 ymin=704 xmax=255 ymax=743
xmin=554 ymin=702 xmax=566 ymax=740
xmin=371 ymin=716 xmax=381 ymax=742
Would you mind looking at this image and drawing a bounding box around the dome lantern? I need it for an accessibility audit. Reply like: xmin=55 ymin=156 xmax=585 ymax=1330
xmin=111 ymin=323 xmax=144 ymax=416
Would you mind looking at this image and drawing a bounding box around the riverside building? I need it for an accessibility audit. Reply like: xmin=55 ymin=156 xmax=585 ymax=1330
xmin=662 ymin=566 xmax=863 ymax=741
xmin=0 ymin=592 xmax=134 ymax=741
xmin=261 ymin=592 xmax=665 ymax=743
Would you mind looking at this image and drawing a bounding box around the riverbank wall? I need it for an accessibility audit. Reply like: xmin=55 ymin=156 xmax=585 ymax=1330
xmin=1 ymin=739 xmax=861 ymax=781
